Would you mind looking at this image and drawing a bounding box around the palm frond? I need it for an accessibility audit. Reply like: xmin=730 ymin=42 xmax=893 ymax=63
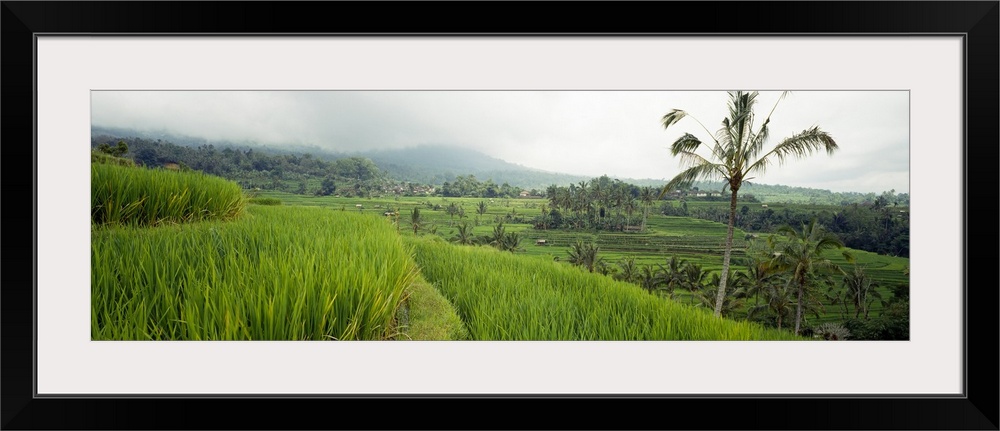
xmin=815 ymin=236 xmax=845 ymax=251
xmin=842 ymin=251 xmax=855 ymax=263
xmin=663 ymin=107 xmax=722 ymax=148
xmin=674 ymin=150 xmax=719 ymax=170
xmin=727 ymin=91 xmax=758 ymax=127
xmin=745 ymin=126 xmax=838 ymax=177
xmin=773 ymin=224 xmax=798 ymax=238
xmin=659 ymin=163 xmax=725 ymax=197
xmin=716 ymin=120 xmax=739 ymax=162
xmin=745 ymin=91 xmax=790 ymax=161
xmin=670 ymin=133 xmax=703 ymax=156
xmin=746 ymin=117 xmax=771 ymax=161
xmin=661 ymin=109 xmax=687 ymax=129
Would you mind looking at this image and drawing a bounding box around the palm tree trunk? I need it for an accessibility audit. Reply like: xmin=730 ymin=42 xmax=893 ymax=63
xmin=794 ymin=282 xmax=805 ymax=335
xmin=714 ymin=189 xmax=738 ymax=317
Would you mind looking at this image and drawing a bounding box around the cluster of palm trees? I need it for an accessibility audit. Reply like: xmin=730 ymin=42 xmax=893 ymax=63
xmin=447 ymin=221 xmax=523 ymax=253
xmin=569 ymin=218 xmax=880 ymax=336
xmin=542 ymin=176 xmax=659 ymax=231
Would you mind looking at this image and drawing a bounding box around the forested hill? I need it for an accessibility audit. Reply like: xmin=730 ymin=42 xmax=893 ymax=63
xmin=90 ymin=126 xmax=906 ymax=205
xmin=91 ymin=126 xmax=595 ymax=190
xmin=354 ymin=145 xmax=593 ymax=190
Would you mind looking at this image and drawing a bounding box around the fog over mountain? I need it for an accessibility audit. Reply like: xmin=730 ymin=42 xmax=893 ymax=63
xmin=92 ymin=90 xmax=910 ymax=194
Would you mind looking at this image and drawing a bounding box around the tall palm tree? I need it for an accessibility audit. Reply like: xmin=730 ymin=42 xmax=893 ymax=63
xmin=639 ymin=186 xmax=655 ymax=230
xmin=660 ymin=91 xmax=839 ymax=317
xmin=680 ymin=262 xmax=710 ymax=305
xmin=841 ymin=264 xmax=883 ymax=320
xmin=698 ymin=271 xmax=748 ymax=318
xmin=747 ymin=280 xmax=796 ymax=330
xmin=769 ymin=218 xmax=851 ymax=335
xmin=614 ymin=256 xmax=641 ymax=284
xmin=638 ymin=264 xmax=662 ymax=295
xmin=657 ymin=256 xmax=688 ymax=298
xmin=410 ymin=207 xmax=423 ymax=235
xmin=556 ymin=187 xmax=573 ymax=217
xmin=487 ymin=223 xmax=507 ymax=249
xmin=546 ymin=184 xmax=560 ymax=210
xmin=567 ymin=241 xmax=603 ymax=273
xmin=450 ymin=221 xmax=476 ymax=245
xmin=446 ymin=202 xmax=459 ymax=222
xmin=737 ymin=247 xmax=781 ymax=307
xmin=498 ymin=231 xmax=523 ymax=253
xmin=590 ymin=178 xmax=606 ymax=223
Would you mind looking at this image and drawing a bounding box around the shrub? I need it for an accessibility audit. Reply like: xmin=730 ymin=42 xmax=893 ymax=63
xmin=813 ymin=322 xmax=851 ymax=340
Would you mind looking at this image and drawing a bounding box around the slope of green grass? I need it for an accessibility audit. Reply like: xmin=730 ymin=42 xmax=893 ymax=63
xmin=395 ymin=274 xmax=470 ymax=341
xmin=406 ymin=236 xmax=804 ymax=341
xmin=254 ymin=191 xmax=908 ymax=331
xmin=92 ymin=206 xmax=417 ymax=340
xmin=92 ymin=162 xmax=246 ymax=227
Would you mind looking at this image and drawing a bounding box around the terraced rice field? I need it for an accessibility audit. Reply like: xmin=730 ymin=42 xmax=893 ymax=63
xmin=255 ymin=191 xmax=908 ymax=328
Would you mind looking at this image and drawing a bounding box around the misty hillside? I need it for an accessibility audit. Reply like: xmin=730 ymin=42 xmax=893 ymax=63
xmin=353 ymin=145 xmax=597 ymax=190
xmin=90 ymin=126 xmax=903 ymax=204
xmin=92 ymin=126 xmax=595 ymax=190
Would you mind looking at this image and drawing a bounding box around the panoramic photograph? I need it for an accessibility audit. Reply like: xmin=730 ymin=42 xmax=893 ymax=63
xmin=90 ymin=90 xmax=910 ymax=341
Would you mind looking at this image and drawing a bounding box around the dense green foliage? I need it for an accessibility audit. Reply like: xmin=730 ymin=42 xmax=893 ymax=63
xmin=93 ymin=135 xmax=387 ymax=197
xmin=96 ymin=140 xmax=130 ymax=157
xmin=91 ymin=206 xmax=417 ymax=340
xmin=91 ymin=163 xmax=246 ymax=227
xmin=534 ymin=174 xmax=908 ymax=257
xmin=661 ymin=200 xmax=909 ymax=257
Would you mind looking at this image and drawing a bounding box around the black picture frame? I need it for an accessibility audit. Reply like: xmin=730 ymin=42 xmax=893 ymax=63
xmin=3 ymin=2 xmax=997 ymax=429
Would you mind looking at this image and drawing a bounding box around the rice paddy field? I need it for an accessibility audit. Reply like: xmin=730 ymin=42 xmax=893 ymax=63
xmin=256 ymin=191 xmax=909 ymax=327
xmin=91 ymin=205 xmax=418 ymax=340
xmin=406 ymin=235 xmax=802 ymax=340
xmin=91 ymin=165 xmax=906 ymax=341
xmin=92 ymin=163 xmax=246 ymax=227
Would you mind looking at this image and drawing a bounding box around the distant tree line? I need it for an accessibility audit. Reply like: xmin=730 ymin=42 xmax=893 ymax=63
xmin=532 ymin=175 xmax=650 ymax=232
xmin=675 ymin=201 xmax=909 ymax=257
xmin=531 ymin=175 xmax=762 ymax=233
xmin=93 ymin=136 xmax=419 ymax=198
xmin=692 ymin=180 xmax=910 ymax=206
xmin=438 ymin=174 xmax=526 ymax=199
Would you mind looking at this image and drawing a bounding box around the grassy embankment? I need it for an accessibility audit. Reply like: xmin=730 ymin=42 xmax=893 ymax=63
xmin=406 ymin=235 xmax=804 ymax=340
xmin=91 ymin=162 xmax=464 ymax=340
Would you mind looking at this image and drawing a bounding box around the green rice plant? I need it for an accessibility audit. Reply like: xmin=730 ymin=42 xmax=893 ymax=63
xmin=407 ymin=236 xmax=803 ymax=341
xmin=91 ymin=163 xmax=247 ymax=227
xmin=92 ymin=205 xmax=417 ymax=340
xmin=248 ymin=197 xmax=283 ymax=206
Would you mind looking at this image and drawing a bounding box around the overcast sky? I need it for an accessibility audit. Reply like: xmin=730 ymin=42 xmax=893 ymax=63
xmin=91 ymin=90 xmax=909 ymax=194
